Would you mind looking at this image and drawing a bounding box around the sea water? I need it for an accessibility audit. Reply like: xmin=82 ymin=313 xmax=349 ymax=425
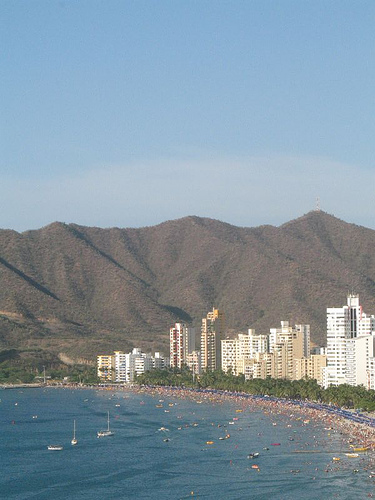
xmin=0 ymin=387 xmax=373 ymax=499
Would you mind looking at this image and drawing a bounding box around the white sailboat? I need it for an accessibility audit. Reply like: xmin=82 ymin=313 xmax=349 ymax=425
xmin=97 ymin=411 xmax=114 ymax=438
xmin=71 ymin=419 xmax=78 ymax=445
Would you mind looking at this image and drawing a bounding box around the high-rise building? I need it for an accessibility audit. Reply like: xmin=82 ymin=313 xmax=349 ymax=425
xmin=97 ymin=354 xmax=115 ymax=381
xmin=97 ymin=349 xmax=168 ymax=383
xmin=221 ymin=330 xmax=268 ymax=376
xmin=200 ymin=308 xmax=225 ymax=371
xmin=269 ymin=321 xmax=306 ymax=380
xmin=324 ymin=294 xmax=375 ymax=388
xmin=239 ymin=352 xmax=276 ymax=380
xmin=153 ymin=352 xmax=169 ymax=370
xmin=295 ymin=324 xmax=311 ymax=357
xmin=170 ymin=323 xmax=196 ymax=369
xmin=221 ymin=338 xmax=240 ymax=375
xmin=185 ymin=350 xmax=201 ymax=375
xmin=113 ymin=351 xmax=127 ymax=382
xmin=294 ymin=354 xmax=327 ymax=386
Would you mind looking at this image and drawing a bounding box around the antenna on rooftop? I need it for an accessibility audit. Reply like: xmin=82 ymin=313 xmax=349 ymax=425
xmin=315 ymin=197 xmax=321 ymax=212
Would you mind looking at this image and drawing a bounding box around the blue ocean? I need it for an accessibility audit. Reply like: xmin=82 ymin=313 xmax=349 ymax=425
xmin=0 ymin=387 xmax=373 ymax=499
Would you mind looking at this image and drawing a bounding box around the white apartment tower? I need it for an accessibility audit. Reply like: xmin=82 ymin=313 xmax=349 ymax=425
xmin=324 ymin=294 xmax=375 ymax=388
xmin=221 ymin=330 xmax=269 ymax=377
xmin=98 ymin=349 xmax=168 ymax=383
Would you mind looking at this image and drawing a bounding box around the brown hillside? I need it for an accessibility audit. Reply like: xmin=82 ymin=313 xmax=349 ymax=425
xmin=1 ymin=211 xmax=375 ymax=360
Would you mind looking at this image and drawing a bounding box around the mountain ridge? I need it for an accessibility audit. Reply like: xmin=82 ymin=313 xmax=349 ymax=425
xmin=1 ymin=210 xmax=375 ymax=361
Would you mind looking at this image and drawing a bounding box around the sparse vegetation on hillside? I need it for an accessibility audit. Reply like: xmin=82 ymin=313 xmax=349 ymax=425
xmin=0 ymin=349 xmax=99 ymax=384
xmin=1 ymin=211 xmax=375 ymax=361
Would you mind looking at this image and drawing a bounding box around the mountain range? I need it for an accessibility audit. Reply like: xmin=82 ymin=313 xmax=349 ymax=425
xmin=1 ymin=210 xmax=375 ymax=363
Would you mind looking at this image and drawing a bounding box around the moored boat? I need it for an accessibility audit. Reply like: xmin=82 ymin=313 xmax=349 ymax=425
xmin=47 ymin=445 xmax=63 ymax=451
xmin=71 ymin=419 xmax=78 ymax=445
xmin=97 ymin=411 xmax=114 ymax=438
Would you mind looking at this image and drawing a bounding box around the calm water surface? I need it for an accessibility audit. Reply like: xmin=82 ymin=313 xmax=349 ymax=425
xmin=0 ymin=387 xmax=373 ymax=499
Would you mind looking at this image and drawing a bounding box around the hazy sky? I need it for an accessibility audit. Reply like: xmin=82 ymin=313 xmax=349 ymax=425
xmin=1 ymin=0 xmax=375 ymax=232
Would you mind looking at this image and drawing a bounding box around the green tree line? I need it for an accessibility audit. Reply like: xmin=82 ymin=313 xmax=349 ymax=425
xmin=136 ymin=367 xmax=375 ymax=412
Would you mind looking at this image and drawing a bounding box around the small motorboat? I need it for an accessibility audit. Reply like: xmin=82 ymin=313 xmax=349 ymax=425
xmin=47 ymin=445 xmax=63 ymax=451
xmin=247 ymin=452 xmax=259 ymax=459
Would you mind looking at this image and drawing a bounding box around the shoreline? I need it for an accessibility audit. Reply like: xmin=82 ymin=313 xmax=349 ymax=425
xmin=128 ymin=385 xmax=375 ymax=453
xmin=127 ymin=385 xmax=375 ymax=477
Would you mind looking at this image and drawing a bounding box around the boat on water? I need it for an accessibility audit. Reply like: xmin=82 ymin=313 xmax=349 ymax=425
xmin=47 ymin=445 xmax=63 ymax=451
xmin=247 ymin=452 xmax=259 ymax=459
xmin=351 ymin=446 xmax=369 ymax=452
xmin=219 ymin=434 xmax=231 ymax=440
xmin=71 ymin=419 xmax=78 ymax=445
xmin=97 ymin=411 xmax=114 ymax=438
xmin=345 ymin=453 xmax=359 ymax=458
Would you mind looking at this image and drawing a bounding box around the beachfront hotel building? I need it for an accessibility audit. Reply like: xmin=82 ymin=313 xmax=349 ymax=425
xmin=221 ymin=323 xmax=310 ymax=382
xmin=239 ymin=352 xmax=276 ymax=379
xmin=185 ymin=350 xmax=201 ymax=375
xmin=97 ymin=349 xmax=168 ymax=383
xmin=170 ymin=323 xmax=196 ymax=369
xmin=200 ymin=308 xmax=225 ymax=371
xmin=269 ymin=321 xmax=307 ymax=380
xmin=323 ymin=294 xmax=375 ymax=388
xmin=97 ymin=354 xmax=115 ymax=381
xmin=221 ymin=330 xmax=268 ymax=376
xmin=294 ymin=354 xmax=327 ymax=386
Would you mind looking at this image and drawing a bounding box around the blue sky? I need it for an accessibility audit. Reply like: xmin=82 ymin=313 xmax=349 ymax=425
xmin=1 ymin=0 xmax=375 ymax=231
